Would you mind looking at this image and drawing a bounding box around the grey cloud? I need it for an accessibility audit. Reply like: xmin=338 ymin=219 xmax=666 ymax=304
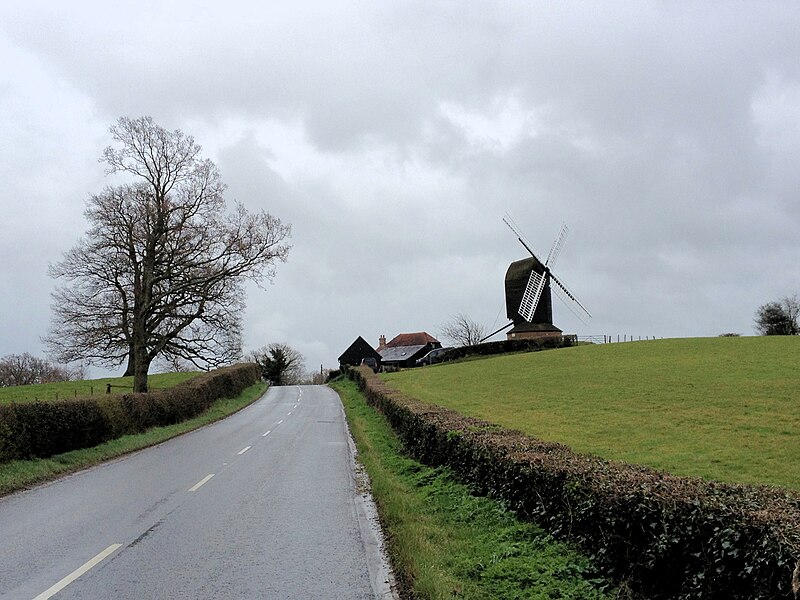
xmin=1 ymin=1 xmax=799 ymax=373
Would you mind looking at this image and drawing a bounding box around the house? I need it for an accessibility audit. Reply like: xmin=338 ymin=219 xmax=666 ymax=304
xmin=338 ymin=336 xmax=383 ymax=369
xmin=377 ymin=332 xmax=441 ymax=369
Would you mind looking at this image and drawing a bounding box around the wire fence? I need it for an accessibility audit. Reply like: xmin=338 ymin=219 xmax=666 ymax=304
xmin=578 ymin=335 xmax=661 ymax=344
xmin=0 ymin=385 xmax=101 ymax=404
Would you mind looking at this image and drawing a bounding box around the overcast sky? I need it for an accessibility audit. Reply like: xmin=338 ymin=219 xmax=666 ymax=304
xmin=1 ymin=2 xmax=799 ymax=377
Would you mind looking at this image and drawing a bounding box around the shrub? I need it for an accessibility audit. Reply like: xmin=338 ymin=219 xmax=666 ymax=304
xmin=0 ymin=399 xmax=113 ymax=461
xmin=440 ymin=335 xmax=575 ymax=362
xmin=346 ymin=366 xmax=800 ymax=599
xmin=0 ymin=363 xmax=260 ymax=463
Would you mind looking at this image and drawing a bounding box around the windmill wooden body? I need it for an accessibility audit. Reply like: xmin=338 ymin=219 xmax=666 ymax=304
xmin=505 ymin=256 xmax=561 ymax=338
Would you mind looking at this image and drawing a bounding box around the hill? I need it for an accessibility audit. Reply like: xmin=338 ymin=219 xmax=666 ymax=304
xmin=384 ymin=336 xmax=800 ymax=489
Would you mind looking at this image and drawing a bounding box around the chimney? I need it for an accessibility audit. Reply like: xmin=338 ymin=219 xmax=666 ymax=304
xmin=378 ymin=335 xmax=387 ymax=350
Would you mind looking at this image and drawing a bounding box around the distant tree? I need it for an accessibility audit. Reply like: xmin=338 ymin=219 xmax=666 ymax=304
xmin=158 ymin=355 xmax=201 ymax=373
xmin=45 ymin=116 xmax=291 ymax=392
xmin=0 ymin=353 xmax=81 ymax=387
xmin=249 ymin=343 xmax=305 ymax=386
xmin=307 ymin=367 xmax=333 ymax=385
xmin=439 ymin=313 xmax=487 ymax=347
xmin=754 ymin=295 xmax=800 ymax=335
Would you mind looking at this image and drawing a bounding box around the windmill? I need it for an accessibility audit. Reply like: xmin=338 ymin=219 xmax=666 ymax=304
xmin=483 ymin=215 xmax=591 ymax=341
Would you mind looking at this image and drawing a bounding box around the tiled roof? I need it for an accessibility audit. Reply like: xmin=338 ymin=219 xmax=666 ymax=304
xmin=385 ymin=332 xmax=439 ymax=347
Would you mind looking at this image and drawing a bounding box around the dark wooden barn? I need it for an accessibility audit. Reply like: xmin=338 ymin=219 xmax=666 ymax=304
xmin=338 ymin=336 xmax=383 ymax=369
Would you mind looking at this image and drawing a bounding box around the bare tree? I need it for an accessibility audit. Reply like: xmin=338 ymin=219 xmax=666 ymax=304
xmin=306 ymin=367 xmax=333 ymax=385
xmin=439 ymin=313 xmax=487 ymax=347
xmin=754 ymin=294 xmax=800 ymax=335
xmin=158 ymin=355 xmax=201 ymax=373
xmin=46 ymin=116 xmax=291 ymax=392
xmin=248 ymin=343 xmax=305 ymax=386
xmin=0 ymin=353 xmax=80 ymax=387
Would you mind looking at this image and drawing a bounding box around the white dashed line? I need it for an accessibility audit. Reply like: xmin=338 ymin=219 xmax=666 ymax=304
xmin=262 ymin=430 xmax=272 ymax=437
xmin=33 ymin=543 xmax=122 ymax=600
xmin=237 ymin=446 xmax=251 ymax=455
xmin=287 ymin=411 xmax=292 ymax=416
xmin=189 ymin=474 xmax=214 ymax=492
xmin=277 ymin=419 xmax=283 ymax=425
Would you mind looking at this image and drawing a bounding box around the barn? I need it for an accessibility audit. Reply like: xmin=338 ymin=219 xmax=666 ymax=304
xmin=338 ymin=336 xmax=383 ymax=369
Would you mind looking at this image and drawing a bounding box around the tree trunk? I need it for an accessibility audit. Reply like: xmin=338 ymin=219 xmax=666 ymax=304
xmin=122 ymin=350 xmax=134 ymax=377
xmin=133 ymin=348 xmax=149 ymax=393
xmin=131 ymin=315 xmax=150 ymax=392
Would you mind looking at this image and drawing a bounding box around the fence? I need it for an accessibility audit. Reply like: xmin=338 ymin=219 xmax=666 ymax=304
xmin=578 ymin=335 xmax=661 ymax=344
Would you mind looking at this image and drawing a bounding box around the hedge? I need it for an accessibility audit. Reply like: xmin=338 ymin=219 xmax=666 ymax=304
xmin=346 ymin=367 xmax=800 ymax=599
xmin=0 ymin=363 xmax=260 ymax=463
xmin=439 ymin=335 xmax=576 ymax=362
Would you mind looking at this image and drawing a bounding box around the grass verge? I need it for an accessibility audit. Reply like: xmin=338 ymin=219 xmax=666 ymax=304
xmin=385 ymin=337 xmax=800 ymax=489
xmin=331 ymin=377 xmax=615 ymax=599
xmin=0 ymin=381 xmax=267 ymax=497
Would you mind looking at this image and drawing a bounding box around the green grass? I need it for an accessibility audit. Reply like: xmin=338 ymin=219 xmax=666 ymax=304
xmin=0 ymin=382 xmax=267 ymax=497
xmin=332 ymin=378 xmax=615 ymax=599
xmin=0 ymin=371 xmax=202 ymax=404
xmin=384 ymin=336 xmax=800 ymax=490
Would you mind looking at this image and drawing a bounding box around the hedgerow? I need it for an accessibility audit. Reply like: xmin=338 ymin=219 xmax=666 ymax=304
xmin=0 ymin=363 xmax=260 ymax=463
xmin=346 ymin=366 xmax=800 ymax=599
xmin=439 ymin=335 xmax=575 ymax=362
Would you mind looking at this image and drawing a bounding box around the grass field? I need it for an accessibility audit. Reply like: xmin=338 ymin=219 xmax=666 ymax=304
xmin=0 ymin=371 xmax=202 ymax=404
xmin=332 ymin=378 xmax=614 ymax=599
xmin=384 ymin=336 xmax=800 ymax=490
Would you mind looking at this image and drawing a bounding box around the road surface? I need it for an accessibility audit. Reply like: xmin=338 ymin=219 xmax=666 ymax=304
xmin=0 ymin=385 xmax=394 ymax=599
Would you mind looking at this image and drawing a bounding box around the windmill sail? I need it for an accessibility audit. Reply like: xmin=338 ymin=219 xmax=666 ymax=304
xmin=504 ymin=214 xmax=591 ymax=326
xmin=546 ymin=223 xmax=568 ymax=268
xmin=519 ymin=269 xmax=546 ymax=322
xmin=503 ymin=214 xmax=540 ymax=259
xmin=550 ymin=272 xmax=592 ymax=323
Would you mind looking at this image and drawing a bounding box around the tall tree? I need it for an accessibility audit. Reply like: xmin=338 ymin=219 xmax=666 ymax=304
xmin=754 ymin=295 xmax=800 ymax=335
xmin=46 ymin=116 xmax=291 ymax=392
xmin=248 ymin=343 xmax=305 ymax=386
xmin=439 ymin=313 xmax=487 ymax=347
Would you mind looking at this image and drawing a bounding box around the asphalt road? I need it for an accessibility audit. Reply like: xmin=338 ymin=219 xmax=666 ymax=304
xmin=0 ymin=385 xmax=394 ymax=599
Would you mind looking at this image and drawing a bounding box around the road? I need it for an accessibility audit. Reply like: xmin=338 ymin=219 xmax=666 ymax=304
xmin=0 ymin=385 xmax=394 ymax=599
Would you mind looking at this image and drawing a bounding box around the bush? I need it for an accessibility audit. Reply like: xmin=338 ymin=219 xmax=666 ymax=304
xmin=346 ymin=366 xmax=800 ymax=599
xmin=0 ymin=363 xmax=260 ymax=463
xmin=0 ymin=399 xmax=113 ymax=461
xmin=440 ymin=335 xmax=575 ymax=362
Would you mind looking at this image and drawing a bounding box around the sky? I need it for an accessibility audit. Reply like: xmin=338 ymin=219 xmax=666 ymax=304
xmin=1 ymin=1 xmax=799 ymax=377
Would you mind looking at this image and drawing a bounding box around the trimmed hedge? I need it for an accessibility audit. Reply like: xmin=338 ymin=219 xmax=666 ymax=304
xmin=347 ymin=367 xmax=800 ymax=599
xmin=439 ymin=335 xmax=576 ymax=362
xmin=0 ymin=363 xmax=260 ymax=463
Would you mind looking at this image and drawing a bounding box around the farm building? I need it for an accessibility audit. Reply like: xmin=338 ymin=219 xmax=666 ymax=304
xmin=377 ymin=332 xmax=441 ymax=369
xmin=338 ymin=336 xmax=383 ymax=369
